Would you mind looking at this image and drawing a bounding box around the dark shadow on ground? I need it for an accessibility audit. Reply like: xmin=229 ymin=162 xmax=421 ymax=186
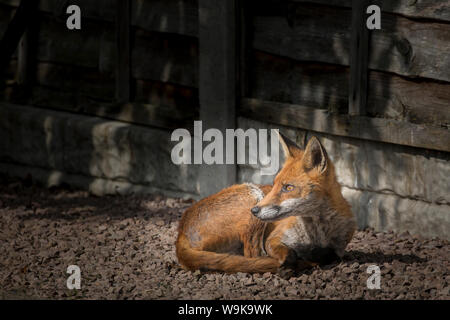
xmin=342 ymin=249 xmax=426 ymax=264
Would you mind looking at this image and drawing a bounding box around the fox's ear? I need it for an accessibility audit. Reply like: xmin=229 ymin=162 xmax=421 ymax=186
xmin=303 ymin=136 xmax=328 ymax=174
xmin=276 ymin=131 xmax=303 ymax=158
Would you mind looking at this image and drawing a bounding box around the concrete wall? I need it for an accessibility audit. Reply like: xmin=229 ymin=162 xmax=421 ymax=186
xmin=0 ymin=103 xmax=200 ymax=198
xmin=0 ymin=104 xmax=448 ymax=240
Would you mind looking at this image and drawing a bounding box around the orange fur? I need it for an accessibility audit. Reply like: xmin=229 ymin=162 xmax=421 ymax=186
xmin=175 ymin=135 xmax=355 ymax=273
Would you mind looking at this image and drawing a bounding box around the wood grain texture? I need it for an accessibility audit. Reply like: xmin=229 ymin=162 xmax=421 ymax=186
xmin=0 ymin=0 xmax=199 ymax=37
xmin=21 ymin=14 xmax=198 ymax=88
xmin=1 ymin=0 xmax=448 ymax=30
xmin=18 ymin=84 xmax=197 ymax=130
xmin=367 ymin=72 xmax=450 ymax=126
xmin=252 ymin=3 xmax=450 ymax=82
xmin=249 ymin=51 xmax=349 ymax=113
xmin=34 ymin=62 xmax=115 ymax=99
xmin=291 ymin=0 xmax=450 ymax=22
xmin=130 ymin=30 xmax=198 ymax=88
xmin=249 ymin=50 xmax=450 ymax=126
xmin=253 ymin=4 xmax=351 ymax=68
xmin=240 ymin=98 xmax=450 ymax=153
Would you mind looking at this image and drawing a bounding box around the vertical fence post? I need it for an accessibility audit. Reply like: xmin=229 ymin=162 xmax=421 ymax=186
xmin=349 ymin=0 xmax=369 ymax=116
xmin=198 ymin=0 xmax=238 ymax=197
xmin=17 ymin=1 xmax=38 ymax=91
xmin=238 ymin=0 xmax=250 ymax=99
xmin=116 ymin=0 xmax=130 ymax=103
xmin=17 ymin=29 xmax=30 ymax=86
xmin=0 ymin=0 xmax=35 ymax=78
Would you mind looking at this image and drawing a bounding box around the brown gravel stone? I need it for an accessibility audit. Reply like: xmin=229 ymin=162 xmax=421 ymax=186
xmin=0 ymin=178 xmax=448 ymax=300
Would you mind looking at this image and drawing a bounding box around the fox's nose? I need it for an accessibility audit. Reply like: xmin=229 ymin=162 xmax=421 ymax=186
xmin=251 ymin=206 xmax=261 ymax=215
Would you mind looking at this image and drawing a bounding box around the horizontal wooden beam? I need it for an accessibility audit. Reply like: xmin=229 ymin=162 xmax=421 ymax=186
xmin=0 ymin=0 xmax=199 ymax=37
xmin=7 ymin=85 xmax=196 ymax=130
xmin=240 ymin=98 xmax=450 ymax=153
xmin=249 ymin=50 xmax=450 ymax=126
xmin=82 ymin=101 xmax=195 ymax=130
xmin=20 ymin=14 xmax=198 ymax=88
xmin=290 ymin=0 xmax=450 ymax=22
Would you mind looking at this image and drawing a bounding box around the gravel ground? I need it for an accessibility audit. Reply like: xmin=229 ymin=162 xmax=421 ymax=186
xmin=0 ymin=177 xmax=448 ymax=300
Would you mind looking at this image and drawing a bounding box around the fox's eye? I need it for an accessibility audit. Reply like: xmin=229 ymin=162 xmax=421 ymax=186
xmin=282 ymin=184 xmax=295 ymax=192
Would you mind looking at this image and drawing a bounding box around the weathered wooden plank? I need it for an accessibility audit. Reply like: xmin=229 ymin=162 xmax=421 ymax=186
xmin=24 ymin=15 xmax=198 ymax=88
xmin=39 ymin=0 xmax=115 ymax=22
xmin=0 ymin=0 xmax=199 ymax=37
xmin=240 ymin=98 xmax=450 ymax=153
xmin=249 ymin=50 xmax=450 ymax=126
xmin=367 ymin=72 xmax=450 ymax=127
xmin=2 ymin=17 xmax=198 ymax=94
xmin=20 ymin=61 xmax=199 ymax=114
xmin=134 ymin=79 xmax=199 ymax=113
xmin=3 ymin=58 xmax=199 ymax=126
xmin=349 ymin=0 xmax=369 ymax=116
xmin=28 ymin=62 xmax=198 ymax=110
xmin=22 ymin=85 xmax=197 ymax=130
xmin=369 ymin=13 xmax=450 ymax=82
xmin=34 ymin=62 xmax=115 ymax=99
xmin=115 ymin=0 xmax=130 ymax=103
xmin=252 ymin=3 xmax=450 ymax=82
xmin=249 ymin=51 xmax=349 ymax=113
xmin=253 ymin=5 xmax=351 ymax=67
xmin=130 ymin=30 xmax=198 ymax=87
xmin=81 ymin=101 xmax=196 ymax=130
xmin=35 ymin=14 xmax=106 ymax=68
xmin=198 ymin=0 xmax=237 ymax=196
xmin=131 ymin=0 xmax=198 ymax=37
xmin=291 ymin=0 xmax=450 ymax=22
xmin=1 ymin=0 xmax=447 ymax=35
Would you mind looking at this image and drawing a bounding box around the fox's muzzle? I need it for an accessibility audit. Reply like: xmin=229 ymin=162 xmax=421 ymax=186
xmin=251 ymin=205 xmax=282 ymax=221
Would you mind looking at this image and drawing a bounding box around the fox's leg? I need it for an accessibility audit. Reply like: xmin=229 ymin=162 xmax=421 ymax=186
xmin=264 ymin=236 xmax=298 ymax=278
xmin=265 ymin=235 xmax=317 ymax=276
xmin=265 ymin=235 xmax=294 ymax=266
xmin=241 ymin=216 xmax=268 ymax=258
xmin=242 ymin=239 xmax=260 ymax=258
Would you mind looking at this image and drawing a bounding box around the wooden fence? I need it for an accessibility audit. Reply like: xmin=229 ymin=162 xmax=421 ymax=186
xmin=0 ymin=0 xmax=449 ymax=194
xmin=0 ymin=0 xmax=200 ymax=129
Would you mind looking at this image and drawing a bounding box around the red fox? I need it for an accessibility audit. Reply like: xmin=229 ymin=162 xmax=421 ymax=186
xmin=176 ymin=134 xmax=356 ymax=274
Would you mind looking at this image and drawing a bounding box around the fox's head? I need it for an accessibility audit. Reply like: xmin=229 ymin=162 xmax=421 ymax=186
xmin=251 ymin=133 xmax=345 ymax=221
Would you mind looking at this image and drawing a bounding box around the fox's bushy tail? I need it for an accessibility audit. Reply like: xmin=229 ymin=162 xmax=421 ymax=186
xmin=176 ymin=234 xmax=279 ymax=273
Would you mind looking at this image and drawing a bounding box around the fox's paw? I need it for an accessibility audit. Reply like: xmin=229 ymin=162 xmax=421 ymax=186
xmin=277 ymin=261 xmax=317 ymax=279
xmin=295 ymin=260 xmax=319 ymax=271
xmin=277 ymin=250 xmax=298 ymax=279
xmin=277 ymin=266 xmax=296 ymax=279
xmin=310 ymin=247 xmax=340 ymax=265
